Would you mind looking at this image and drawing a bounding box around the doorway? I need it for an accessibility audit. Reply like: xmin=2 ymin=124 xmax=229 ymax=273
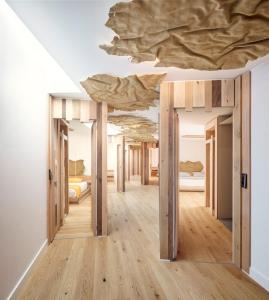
xmin=178 ymin=108 xmax=233 ymax=263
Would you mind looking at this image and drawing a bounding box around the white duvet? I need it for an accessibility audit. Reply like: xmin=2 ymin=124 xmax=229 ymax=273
xmin=68 ymin=181 xmax=88 ymax=198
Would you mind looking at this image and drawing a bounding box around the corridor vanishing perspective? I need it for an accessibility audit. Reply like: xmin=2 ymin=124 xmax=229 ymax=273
xmin=14 ymin=180 xmax=267 ymax=300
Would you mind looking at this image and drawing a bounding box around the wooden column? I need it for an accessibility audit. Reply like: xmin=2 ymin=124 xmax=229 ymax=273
xmin=241 ymin=71 xmax=251 ymax=273
xmin=117 ymin=136 xmax=125 ymax=192
xmin=233 ymin=76 xmax=242 ymax=268
xmin=141 ymin=142 xmax=150 ymax=185
xmin=159 ymin=82 xmax=179 ymax=260
xmin=128 ymin=145 xmax=131 ymax=181
xmin=91 ymin=102 xmax=107 ymax=236
xmin=91 ymin=122 xmax=97 ymax=235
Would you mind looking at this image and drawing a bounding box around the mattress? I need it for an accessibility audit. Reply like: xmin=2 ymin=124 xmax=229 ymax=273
xmin=69 ymin=181 xmax=88 ymax=198
xmin=179 ymin=172 xmax=205 ymax=191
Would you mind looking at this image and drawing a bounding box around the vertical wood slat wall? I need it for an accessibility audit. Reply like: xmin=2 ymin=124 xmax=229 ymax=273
xmin=173 ymin=79 xmax=235 ymax=110
xmin=52 ymin=99 xmax=97 ymax=121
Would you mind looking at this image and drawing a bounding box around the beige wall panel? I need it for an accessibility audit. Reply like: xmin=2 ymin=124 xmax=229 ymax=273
xmin=52 ymin=99 xmax=63 ymax=118
xmin=80 ymin=100 xmax=90 ymax=123
xmin=65 ymin=99 xmax=73 ymax=121
xmin=174 ymin=82 xmax=185 ymax=108
xmin=204 ymin=81 xmax=213 ymax=112
xmin=185 ymin=81 xmax=193 ymax=111
xmin=221 ymin=79 xmax=235 ymax=107
xmin=193 ymin=81 xmax=205 ymax=107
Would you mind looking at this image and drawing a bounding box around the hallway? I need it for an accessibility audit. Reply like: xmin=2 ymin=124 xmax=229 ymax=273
xmin=179 ymin=192 xmax=232 ymax=262
xmin=13 ymin=181 xmax=268 ymax=300
xmin=55 ymin=196 xmax=93 ymax=240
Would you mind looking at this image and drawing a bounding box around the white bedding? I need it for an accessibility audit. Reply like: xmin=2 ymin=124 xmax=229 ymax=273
xmin=68 ymin=181 xmax=88 ymax=198
xmin=179 ymin=172 xmax=205 ymax=191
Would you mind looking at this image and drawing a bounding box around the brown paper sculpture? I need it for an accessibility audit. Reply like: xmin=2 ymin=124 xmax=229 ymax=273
xmin=108 ymin=115 xmax=157 ymax=142
xmin=100 ymin=0 xmax=269 ymax=70
xmin=81 ymin=73 xmax=166 ymax=111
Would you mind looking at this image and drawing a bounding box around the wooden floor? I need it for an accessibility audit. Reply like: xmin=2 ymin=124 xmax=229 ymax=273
xmin=179 ymin=192 xmax=232 ymax=262
xmin=55 ymin=195 xmax=93 ymax=240
xmin=14 ymin=179 xmax=268 ymax=300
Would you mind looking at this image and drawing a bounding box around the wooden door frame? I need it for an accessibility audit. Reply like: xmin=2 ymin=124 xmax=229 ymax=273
xmin=47 ymin=97 xmax=107 ymax=242
xmin=159 ymin=75 xmax=251 ymax=271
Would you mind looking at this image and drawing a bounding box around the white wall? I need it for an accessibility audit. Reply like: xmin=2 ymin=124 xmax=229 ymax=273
xmin=180 ymin=138 xmax=206 ymax=169
xmin=0 ymin=2 xmax=79 ymax=299
xmin=250 ymin=61 xmax=269 ymax=291
xmin=69 ymin=121 xmax=91 ymax=175
xmin=151 ymin=148 xmax=159 ymax=167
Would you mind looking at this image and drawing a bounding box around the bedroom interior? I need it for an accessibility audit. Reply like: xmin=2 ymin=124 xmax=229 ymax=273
xmin=2 ymin=0 xmax=269 ymax=299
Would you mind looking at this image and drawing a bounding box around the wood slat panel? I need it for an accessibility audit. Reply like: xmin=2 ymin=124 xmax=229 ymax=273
xmin=174 ymin=82 xmax=185 ymax=108
xmin=212 ymin=81 xmax=222 ymax=107
xmin=221 ymin=79 xmax=235 ymax=107
xmin=193 ymin=81 xmax=205 ymax=107
xmin=204 ymin=81 xmax=213 ymax=112
xmin=72 ymin=100 xmax=81 ymax=119
xmin=233 ymin=76 xmax=242 ymax=268
xmin=241 ymin=72 xmax=251 ymax=273
xmin=80 ymin=100 xmax=90 ymax=123
xmin=52 ymin=98 xmax=63 ymax=118
xmin=89 ymin=101 xmax=97 ymax=120
xmin=185 ymin=81 xmax=193 ymax=111
xmin=65 ymin=99 xmax=73 ymax=121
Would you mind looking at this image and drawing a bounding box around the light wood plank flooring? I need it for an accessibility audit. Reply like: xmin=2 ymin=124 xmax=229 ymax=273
xmin=55 ymin=196 xmax=93 ymax=240
xmin=179 ymin=192 xmax=232 ymax=262
xmin=14 ymin=180 xmax=269 ymax=300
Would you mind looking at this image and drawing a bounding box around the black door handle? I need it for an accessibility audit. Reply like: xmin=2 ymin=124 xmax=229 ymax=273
xmin=241 ymin=173 xmax=247 ymax=189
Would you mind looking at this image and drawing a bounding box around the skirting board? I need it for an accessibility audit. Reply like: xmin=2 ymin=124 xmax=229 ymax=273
xmin=250 ymin=267 xmax=269 ymax=292
xmin=7 ymin=239 xmax=48 ymax=300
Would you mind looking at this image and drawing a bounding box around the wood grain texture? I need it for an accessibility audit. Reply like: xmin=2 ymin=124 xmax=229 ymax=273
xmin=233 ymin=76 xmax=242 ymax=268
xmin=241 ymin=71 xmax=251 ymax=273
xmin=15 ymin=181 xmax=269 ymax=300
xmin=55 ymin=196 xmax=93 ymax=240
xmin=221 ymin=79 xmax=235 ymax=107
xmin=204 ymin=80 xmax=213 ymax=112
xmin=160 ymin=82 xmax=179 ymax=260
xmin=193 ymin=81 xmax=205 ymax=107
xmin=179 ymin=192 xmax=232 ymax=262
xmin=141 ymin=142 xmax=150 ymax=185
xmin=185 ymin=81 xmax=193 ymax=111
xmin=212 ymin=80 xmax=222 ymax=107
xmin=91 ymin=122 xmax=97 ymax=236
xmin=96 ymin=102 xmax=108 ymax=236
xmin=174 ymin=81 xmax=185 ymax=108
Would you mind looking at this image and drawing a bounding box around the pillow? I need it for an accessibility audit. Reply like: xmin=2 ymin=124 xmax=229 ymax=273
xmin=179 ymin=161 xmax=203 ymax=175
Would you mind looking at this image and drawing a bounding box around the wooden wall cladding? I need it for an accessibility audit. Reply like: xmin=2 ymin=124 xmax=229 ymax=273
xmin=52 ymin=98 xmax=97 ymax=121
xmin=173 ymin=80 xmax=235 ymax=110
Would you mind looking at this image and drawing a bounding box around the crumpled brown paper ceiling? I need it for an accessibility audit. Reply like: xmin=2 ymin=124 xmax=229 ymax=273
xmin=81 ymin=73 xmax=166 ymax=111
xmin=100 ymin=0 xmax=269 ymax=70
xmin=108 ymin=115 xmax=157 ymax=142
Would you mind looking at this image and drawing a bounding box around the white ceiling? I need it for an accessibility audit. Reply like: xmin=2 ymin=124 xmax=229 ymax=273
xmin=7 ymin=0 xmax=269 ymax=93
xmin=6 ymin=0 xmax=269 ymax=135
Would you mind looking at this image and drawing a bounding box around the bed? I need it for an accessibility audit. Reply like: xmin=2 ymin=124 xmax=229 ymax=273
xmin=179 ymin=161 xmax=205 ymax=192
xmin=69 ymin=177 xmax=91 ymax=203
xmin=179 ymin=172 xmax=205 ymax=192
xmin=68 ymin=160 xmax=91 ymax=203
